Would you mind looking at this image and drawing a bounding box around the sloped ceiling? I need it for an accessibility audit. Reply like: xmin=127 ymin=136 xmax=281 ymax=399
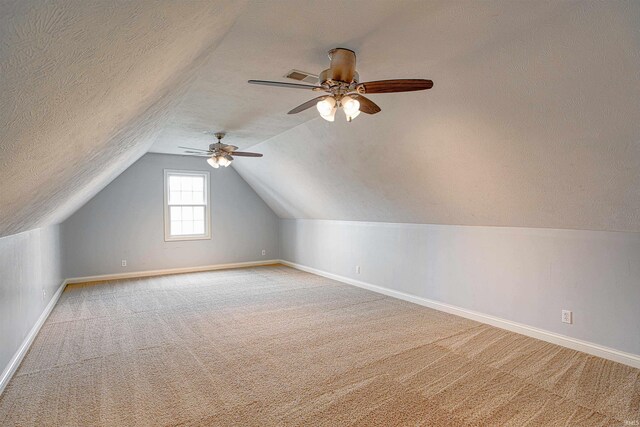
xmin=0 ymin=0 xmax=246 ymax=238
xmin=2 ymin=1 xmax=639 ymax=236
xmin=148 ymin=0 xmax=406 ymax=152
xmin=226 ymin=1 xmax=640 ymax=232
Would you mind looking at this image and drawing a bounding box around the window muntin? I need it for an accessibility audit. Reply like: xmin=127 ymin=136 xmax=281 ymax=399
xmin=164 ymin=170 xmax=210 ymax=241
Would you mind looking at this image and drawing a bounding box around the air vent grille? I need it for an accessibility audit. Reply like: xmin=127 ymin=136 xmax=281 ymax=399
xmin=284 ymin=69 xmax=318 ymax=84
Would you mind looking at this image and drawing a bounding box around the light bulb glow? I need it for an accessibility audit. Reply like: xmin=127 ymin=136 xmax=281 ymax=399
xmin=320 ymin=106 xmax=337 ymax=122
xmin=207 ymin=156 xmax=220 ymax=168
xmin=218 ymin=156 xmax=231 ymax=167
xmin=344 ymin=108 xmax=361 ymax=122
xmin=342 ymin=96 xmax=360 ymax=116
xmin=316 ymin=97 xmax=336 ymax=115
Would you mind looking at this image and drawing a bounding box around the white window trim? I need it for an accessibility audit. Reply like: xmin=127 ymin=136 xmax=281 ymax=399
xmin=163 ymin=169 xmax=211 ymax=242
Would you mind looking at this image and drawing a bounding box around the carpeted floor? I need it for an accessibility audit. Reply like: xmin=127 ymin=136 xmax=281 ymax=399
xmin=0 ymin=265 xmax=638 ymax=426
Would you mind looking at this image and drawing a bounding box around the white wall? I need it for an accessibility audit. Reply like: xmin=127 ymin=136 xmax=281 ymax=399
xmin=280 ymin=219 xmax=640 ymax=356
xmin=0 ymin=226 xmax=63 ymax=379
xmin=62 ymin=153 xmax=279 ymax=278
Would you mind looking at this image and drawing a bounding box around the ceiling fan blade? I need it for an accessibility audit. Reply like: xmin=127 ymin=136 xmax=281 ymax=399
xmin=221 ymin=145 xmax=239 ymax=152
xmin=183 ymin=152 xmax=210 ymax=157
xmin=350 ymin=94 xmax=381 ymax=114
xmin=356 ymin=79 xmax=433 ymax=94
xmin=288 ymin=95 xmax=328 ymax=114
xmin=231 ymin=152 xmax=263 ymax=157
xmin=178 ymin=146 xmax=209 ymax=152
xmin=248 ymin=80 xmax=323 ymax=91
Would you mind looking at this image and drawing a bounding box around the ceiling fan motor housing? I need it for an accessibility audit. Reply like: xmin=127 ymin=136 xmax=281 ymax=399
xmin=319 ymin=48 xmax=358 ymax=86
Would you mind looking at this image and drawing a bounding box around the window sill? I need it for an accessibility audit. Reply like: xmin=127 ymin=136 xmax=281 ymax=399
xmin=164 ymin=234 xmax=211 ymax=242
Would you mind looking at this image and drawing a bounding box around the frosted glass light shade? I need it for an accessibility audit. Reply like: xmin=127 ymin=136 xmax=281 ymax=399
xmin=320 ymin=106 xmax=337 ymax=122
xmin=316 ymin=97 xmax=336 ymax=115
xmin=344 ymin=108 xmax=361 ymax=122
xmin=218 ymin=156 xmax=231 ymax=167
xmin=342 ymin=95 xmax=360 ymax=116
xmin=207 ymin=156 xmax=220 ymax=168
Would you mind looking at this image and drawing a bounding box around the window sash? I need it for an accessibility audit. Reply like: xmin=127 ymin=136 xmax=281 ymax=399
xmin=164 ymin=170 xmax=210 ymax=241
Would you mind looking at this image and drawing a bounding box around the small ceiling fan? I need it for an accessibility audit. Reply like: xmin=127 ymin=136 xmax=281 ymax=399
xmin=249 ymin=48 xmax=433 ymax=122
xmin=179 ymin=132 xmax=262 ymax=169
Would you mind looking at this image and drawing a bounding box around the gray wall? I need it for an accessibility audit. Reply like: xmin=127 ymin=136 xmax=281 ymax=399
xmin=62 ymin=153 xmax=279 ymax=278
xmin=280 ymin=219 xmax=640 ymax=356
xmin=0 ymin=225 xmax=63 ymax=377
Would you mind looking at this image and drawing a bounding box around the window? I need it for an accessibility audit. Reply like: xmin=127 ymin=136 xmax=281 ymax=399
xmin=164 ymin=170 xmax=210 ymax=241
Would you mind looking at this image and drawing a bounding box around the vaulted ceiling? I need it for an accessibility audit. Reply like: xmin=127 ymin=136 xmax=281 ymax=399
xmin=0 ymin=0 xmax=246 ymax=237
xmin=1 ymin=0 xmax=639 ymax=237
xmin=228 ymin=1 xmax=640 ymax=232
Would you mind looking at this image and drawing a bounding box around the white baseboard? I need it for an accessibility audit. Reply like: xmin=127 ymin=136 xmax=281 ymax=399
xmin=0 ymin=279 xmax=67 ymax=396
xmin=3 ymin=258 xmax=636 ymax=399
xmin=279 ymin=260 xmax=640 ymax=369
xmin=65 ymin=259 xmax=280 ymax=284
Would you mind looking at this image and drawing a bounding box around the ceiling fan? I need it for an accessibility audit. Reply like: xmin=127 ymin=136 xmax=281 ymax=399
xmin=248 ymin=48 xmax=433 ymax=122
xmin=179 ymin=132 xmax=262 ymax=169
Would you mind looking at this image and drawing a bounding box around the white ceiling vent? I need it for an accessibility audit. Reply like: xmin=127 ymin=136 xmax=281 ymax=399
xmin=284 ymin=69 xmax=318 ymax=84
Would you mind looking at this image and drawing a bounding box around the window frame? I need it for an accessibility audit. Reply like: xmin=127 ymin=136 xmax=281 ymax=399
xmin=163 ymin=169 xmax=211 ymax=242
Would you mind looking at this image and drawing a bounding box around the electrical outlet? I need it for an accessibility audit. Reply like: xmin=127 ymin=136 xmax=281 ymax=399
xmin=121 ymin=260 xmax=127 ymax=267
xmin=261 ymin=249 xmax=266 ymax=256
xmin=355 ymin=265 xmax=361 ymax=274
xmin=561 ymin=310 xmax=572 ymax=324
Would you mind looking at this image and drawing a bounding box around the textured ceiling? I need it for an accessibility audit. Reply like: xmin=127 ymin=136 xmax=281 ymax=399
xmin=148 ymin=0 xmax=405 ymax=152
xmin=148 ymin=0 xmax=568 ymax=153
xmin=0 ymin=0 xmax=246 ymax=237
xmin=2 ymin=1 xmax=639 ymax=236
xmin=229 ymin=0 xmax=640 ymax=232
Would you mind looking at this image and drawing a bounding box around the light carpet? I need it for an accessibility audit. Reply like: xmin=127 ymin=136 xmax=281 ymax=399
xmin=0 ymin=265 xmax=638 ymax=426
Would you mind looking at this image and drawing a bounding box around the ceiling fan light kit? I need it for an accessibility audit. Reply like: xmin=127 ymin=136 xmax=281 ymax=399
xmin=316 ymin=94 xmax=360 ymax=122
xmin=249 ymin=47 xmax=433 ymax=122
xmin=207 ymin=155 xmax=231 ymax=168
